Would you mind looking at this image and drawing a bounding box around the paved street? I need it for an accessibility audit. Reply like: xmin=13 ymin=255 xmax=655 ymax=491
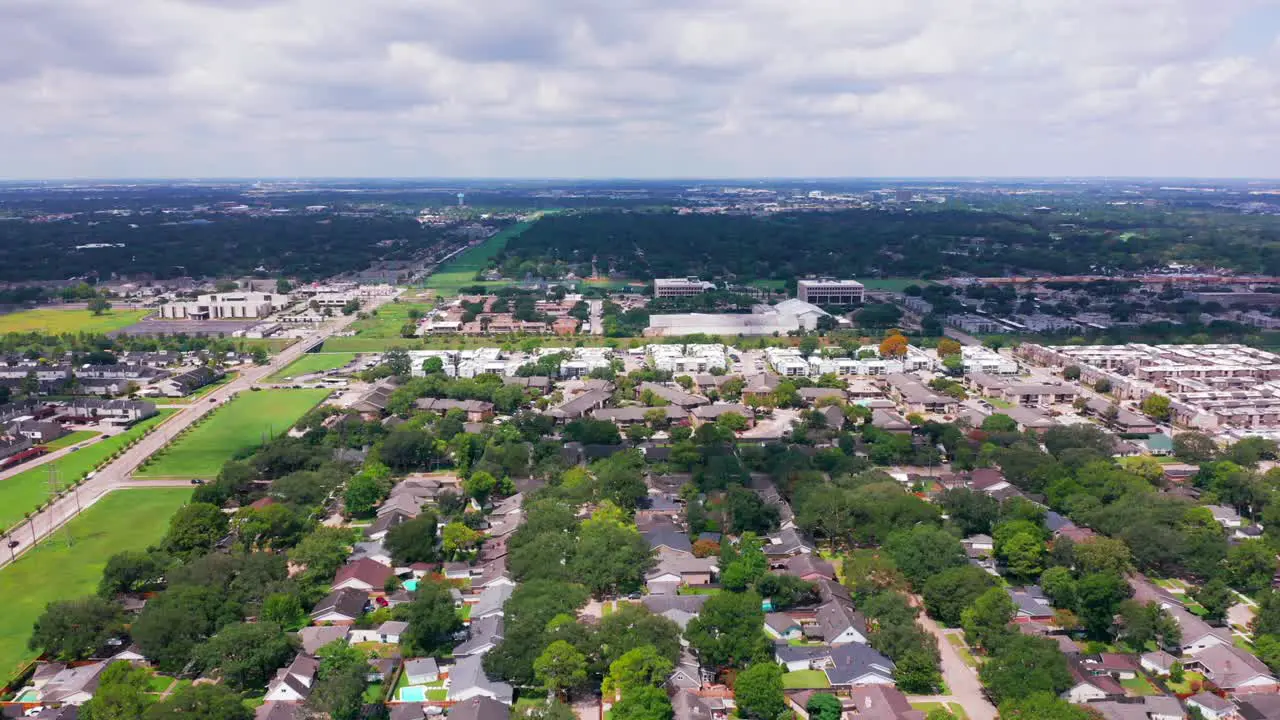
xmin=914 ymin=608 xmax=996 ymax=720
xmin=0 ymin=294 xmax=394 ymax=569
xmin=588 ymin=299 xmax=604 ymax=335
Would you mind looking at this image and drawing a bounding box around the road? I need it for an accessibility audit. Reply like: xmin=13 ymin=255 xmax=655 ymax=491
xmin=914 ymin=607 xmax=996 ymax=720
xmin=0 ymin=294 xmax=395 ymax=569
xmin=588 ymin=299 xmax=603 ymax=335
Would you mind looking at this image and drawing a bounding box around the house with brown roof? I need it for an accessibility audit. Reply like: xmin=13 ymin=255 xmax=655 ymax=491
xmin=332 ymin=558 xmax=394 ymax=594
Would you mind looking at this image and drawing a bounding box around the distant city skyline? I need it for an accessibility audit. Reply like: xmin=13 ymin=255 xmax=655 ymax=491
xmin=2 ymin=0 xmax=1279 ymax=179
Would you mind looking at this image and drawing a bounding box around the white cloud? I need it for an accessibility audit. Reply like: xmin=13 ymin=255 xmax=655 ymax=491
xmin=0 ymin=0 xmax=1277 ymax=177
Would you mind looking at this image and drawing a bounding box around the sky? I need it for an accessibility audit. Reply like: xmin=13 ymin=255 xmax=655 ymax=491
xmin=3 ymin=0 xmax=1280 ymax=179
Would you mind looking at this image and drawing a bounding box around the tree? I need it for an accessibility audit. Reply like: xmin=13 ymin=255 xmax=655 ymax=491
xmin=733 ymin=662 xmax=785 ymax=720
xmin=595 ymin=450 xmax=648 ymax=510
xmin=922 ymin=566 xmax=997 ymax=626
xmin=610 ymin=685 xmax=673 ymax=720
xmin=143 ymin=683 xmax=251 ymax=720
xmin=1174 ymin=432 xmax=1218 ymax=463
xmin=570 ymin=516 xmax=654 ymax=596
xmin=1076 ymin=572 xmax=1130 ymax=639
xmin=1003 ymin=531 xmax=1045 ymax=581
xmin=236 ymin=503 xmax=308 ymax=551
xmin=1040 ymin=566 xmax=1077 ymax=609
xmin=879 ymin=332 xmax=909 ymax=359
xmin=443 ymin=521 xmax=485 ymax=557
xmin=383 ymin=348 xmax=411 ymax=377
xmin=262 ymin=592 xmax=308 ymax=630
xmin=535 ymin=640 xmax=589 ymax=698
xmin=464 ymin=470 xmax=500 ymax=505
xmin=1073 ymin=536 xmax=1132 ymax=577
xmin=1118 ymin=455 xmax=1165 ymax=485
xmin=1094 ymin=378 xmax=1112 ymax=393
xmin=937 ymin=338 xmax=962 ymax=357
xmin=981 ymin=414 xmax=1018 ymax=433
xmin=99 ymin=550 xmax=168 ymax=597
xmin=685 ymin=590 xmax=769 ymax=670
xmin=998 ymin=693 xmax=1096 ymax=720
xmin=961 ymin=586 xmax=1016 ymax=652
xmin=290 ymin=526 xmax=354 ymax=579
xmin=343 ymin=471 xmax=387 ymax=517
xmin=884 ymin=525 xmax=966 ymax=588
xmin=723 ymin=486 xmax=780 ymax=535
xmin=1063 ymin=366 xmax=1081 ymax=381
xmin=1141 ymin=394 xmax=1172 ymax=422
xmin=162 ymin=503 xmax=229 ymax=560
xmin=29 ymin=596 xmax=125 ymax=661
xmin=595 ymin=604 xmax=684 ymax=669
xmin=806 ymin=693 xmax=843 ymax=720
xmin=1228 ymin=540 xmax=1277 ymax=594
xmin=402 ymin=578 xmax=464 ymax=656
xmin=978 ymin=635 xmax=1072 ymax=704
xmin=1194 ymin=578 xmax=1234 ymax=624
xmin=195 ymin=622 xmax=296 ymax=691
xmin=88 ymin=295 xmax=112 ymax=316
xmin=603 ymin=645 xmax=674 ymax=699
xmin=384 ymin=511 xmax=438 ymax=565
xmin=937 ymin=489 xmax=1000 ymax=536
xmin=716 ymin=412 xmax=749 ymax=433
xmin=80 ymin=661 xmax=152 ymax=720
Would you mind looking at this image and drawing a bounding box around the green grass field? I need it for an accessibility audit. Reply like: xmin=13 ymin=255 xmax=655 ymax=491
xmin=319 ymin=303 xmax=433 ymax=353
xmin=423 ymin=220 xmax=536 ymax=295
xmin=911 ymin=702 xmax=967 ymax=719
xmin=135 ymin=390 xmax=329 ymax=479
xmin=0 ymin=488 xmax=192 ymax=682
xmin=781 ymin=669 xmax=830 ymax=689
xmin=0 ymin=308 xmax=150 ymax=335
xmin=43 ymin=431 xmax=101 ymax=450
xmin=0 ymin=410 xmax=174 ymax=533
xmin=269 ymin=352 xmax=358 ymax=381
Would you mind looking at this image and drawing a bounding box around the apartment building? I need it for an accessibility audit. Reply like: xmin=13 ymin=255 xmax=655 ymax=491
xmin=654 ymin=277 xmax=716 ymax=298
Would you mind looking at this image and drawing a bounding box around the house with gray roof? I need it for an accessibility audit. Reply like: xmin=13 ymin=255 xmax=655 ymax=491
xmin=472 ymin=584 xmax=515 ymax=621
xmin=450 ymin=697 xmax=512 ymax=720
xmin=448 ymin=655 xmax=514 ymax=704
xmin=454 ymin=616 xmax=504 ymax=657
xmin=644 ymin=522 xmax=693 ymax=554
xmin=814 ymin=600 xmax=868 ymax=645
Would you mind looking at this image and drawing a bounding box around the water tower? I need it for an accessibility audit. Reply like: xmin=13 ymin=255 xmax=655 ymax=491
xmin=457 ymin=192 xmax=465 ymax=207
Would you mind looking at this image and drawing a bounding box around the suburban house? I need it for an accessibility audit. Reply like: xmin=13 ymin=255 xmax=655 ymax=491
xmin=1186 ymin=692 xmax=1238 ymax=720
xmin=264 ymin=654 xmax=320 ymax=703
xmin=1185 ymin=644 xmax=1278 ymax=693
xmin=765 ymin=613 xmax=803 ymax=640
xmin=331 ymin=558 xmax=394 ymax=594
xmin=454 ymin=616 xmax=504 ymax=657
xmin=813 ymin=600 xmax=868 ymax=645
xmin=298 ymin=626 xmax=351 ymax=654
xmin=1007 ymin=586 xmax=1055 ymax=623
xmin=310 ymin=588 xmax=369 ymax=625
xmin=449 ymin=697 xmax=512 ymax=720
xmin=404 ymin=658 xmax=440 ymax=685
xmin=448 ymin=655 xmax=514 ymax=704
xmin=1062 ymin=664 xmax=1124 ymax=703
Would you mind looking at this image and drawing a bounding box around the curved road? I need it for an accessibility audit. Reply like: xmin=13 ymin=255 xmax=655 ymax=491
xmin=0 ymin=296 xmax=394 ymax=569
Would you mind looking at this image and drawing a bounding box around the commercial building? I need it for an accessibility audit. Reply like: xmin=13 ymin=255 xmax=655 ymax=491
xmin=654 ymin=277 xmax=716 ymax=298
xmin=160 ymin=292 xmax=290 ymax=320
xmin=645 ymin=299 xmax=831 ymax=337
xmin=797 ymin=279 xmax=865 ymax=305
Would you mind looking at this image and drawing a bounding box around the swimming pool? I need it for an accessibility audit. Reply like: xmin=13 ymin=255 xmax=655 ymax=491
xmin=399 ymin=686 xmax=428 ymax=702
xmin=403 ymin=579 xmax=418 ymax=592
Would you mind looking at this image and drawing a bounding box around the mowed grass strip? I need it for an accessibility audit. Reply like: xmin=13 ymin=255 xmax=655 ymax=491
xmin=424 ymin=220 xmax=535 ymax=295
xmin=135 ymin=390 xmax=329 ymax=479
xmin=0 ymin=410 xmax=174 ymax=533
xmin=0 ymin=488 xmax=192 ymax=681
xmin=320 ymin=303 xmax=432 ymax=353
xmin=268 ymin=352 xmax=358 ymax=382
xmin=43 ymin=430 xmax=101 ymax=450
xmin=0 ymin=308 xmax=149 ymax=334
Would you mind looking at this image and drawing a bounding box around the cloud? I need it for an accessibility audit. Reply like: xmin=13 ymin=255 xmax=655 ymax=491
xmin=0 ymin=0 xmax=1277 ymax=178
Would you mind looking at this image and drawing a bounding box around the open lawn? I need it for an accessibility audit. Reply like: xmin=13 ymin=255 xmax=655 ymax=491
xmin=860 ymin=278 xmax=933 ymax=291
xmin=269 ymin=352 xmax=358 ymax=381
xmin=135 ymin=390 xmax=328 ymax=479
xmin=43 ymin=430 xmax=101 ymax=450
xmin=781 ymin=670 xmax=830 ymax=689
xmin=911 ymin=702 xmax=967 ymax=719
xmin=424 ymin=220 xmax=536 ymax=295
xmin=320 ymin=303 xmax=434 ymax=353
xmin=0 ymin=488 xmax=192 ymax=682
xmin=0 ymin=308 xmax=149 ymax=335
xmin=0 ymin=409 xmax=174 ymax=533
xmin=1121 ymin=675 xmax=1160 ymax=696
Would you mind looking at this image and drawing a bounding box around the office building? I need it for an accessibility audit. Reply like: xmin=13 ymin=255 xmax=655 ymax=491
xmin=797 ymin=279 xmax=865 ymax=305
xmin=654 ymin=278 xmax=716 ymax=298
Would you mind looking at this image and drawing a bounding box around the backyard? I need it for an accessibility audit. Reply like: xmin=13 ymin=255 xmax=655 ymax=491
xmin=0 ymin=488 xmax=192 ymax=682
xmin=268 ymin=352 xmax=359 ymax=381
xmin=0 ymin=308 xmax=149 ymax=334
xmin=780 ymin=669 xmax=831 ymax=689
xmin=0 ymin=409 xmax=175 ymax=533
xmin=135 ymin=390 xmax=329 ymax=479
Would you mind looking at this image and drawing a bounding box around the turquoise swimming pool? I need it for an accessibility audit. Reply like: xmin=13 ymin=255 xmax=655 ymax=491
xmin=399 ymin=686 xmax=428 ymax=702
xmin=403 ymin=579 xmax=418 ymax=592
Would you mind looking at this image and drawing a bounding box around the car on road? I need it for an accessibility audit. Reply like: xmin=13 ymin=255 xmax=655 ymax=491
xmin=6 ymin=540 xmax=18 ymax=549
xmin=190 ymin=479 xmax=205 ymax=485
xmin=209 ymin=397 xmax=218 ymax=403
